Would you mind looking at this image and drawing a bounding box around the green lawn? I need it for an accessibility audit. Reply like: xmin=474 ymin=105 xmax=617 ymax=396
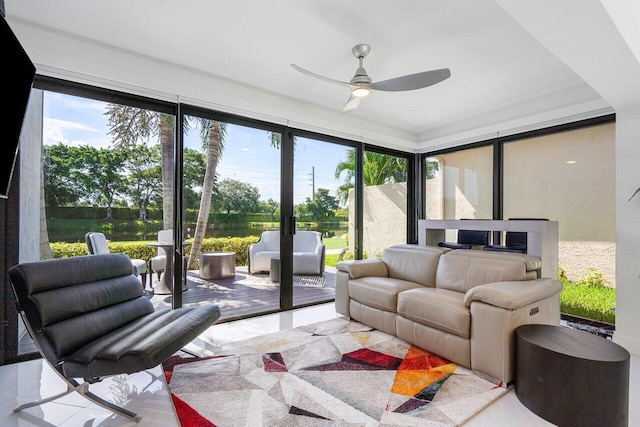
xmin=560 ymin=281 xmax=616 ymax=324
xmin=323 ymin=236 xmax=347 ymax=250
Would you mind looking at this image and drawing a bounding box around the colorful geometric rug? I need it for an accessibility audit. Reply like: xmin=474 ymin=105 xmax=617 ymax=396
xmin=163 ymin=317 xmax=508 ymax=426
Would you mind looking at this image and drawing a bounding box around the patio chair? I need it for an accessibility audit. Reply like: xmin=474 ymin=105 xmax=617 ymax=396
xmin=85 ymin=231 xmax=148 ymax=287
xmin=8 ymin=253 xmax=221 ymax=422
xmin=247 ymin=230 xmax=325 ymax=275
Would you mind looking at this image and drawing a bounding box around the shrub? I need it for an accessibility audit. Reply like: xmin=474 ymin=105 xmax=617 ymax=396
xmin=576 ymin=268 xmax=610 ymax=288
xmin=50 ymin=235 xmax=261 ymax=267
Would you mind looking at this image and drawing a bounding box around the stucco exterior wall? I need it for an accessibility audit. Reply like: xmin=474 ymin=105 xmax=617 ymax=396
xmin=503 ymin=123 xmax=616 ymax=284
xmin=424 ymin=123 xmax=615 ymax=285
xmin=348 ymin=182 xmax=407 ymax=257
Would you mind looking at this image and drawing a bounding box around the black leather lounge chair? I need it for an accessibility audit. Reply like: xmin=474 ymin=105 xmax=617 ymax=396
xmin=8 ymin=253 xmax=221 ymax=422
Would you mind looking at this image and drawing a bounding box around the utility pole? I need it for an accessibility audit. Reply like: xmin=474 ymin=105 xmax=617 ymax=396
xmin=309 ymin=166 xmax=315 ymax=199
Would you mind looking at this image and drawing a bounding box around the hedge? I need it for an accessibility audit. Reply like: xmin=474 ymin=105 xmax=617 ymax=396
xmin=50 ymin=235 xmax=260 ymax=267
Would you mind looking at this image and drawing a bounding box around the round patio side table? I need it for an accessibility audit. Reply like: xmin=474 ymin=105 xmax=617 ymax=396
xmin=515 ymin=324 xmax=629 ymax=427
xmin=147 ymin=241 xmax=189 ymax=295
xmin=199 ymin=252 xmax=236 ymax=280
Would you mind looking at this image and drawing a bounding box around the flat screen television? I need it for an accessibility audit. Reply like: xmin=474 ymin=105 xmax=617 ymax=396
xmin=0 ymin=12 xmax=36 ymax=199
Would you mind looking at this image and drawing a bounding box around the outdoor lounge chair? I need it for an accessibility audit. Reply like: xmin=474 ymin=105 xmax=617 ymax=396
xmin=85 ymin=231 xmax=148 ymax=287
xmin=8 ymin=253 xmax=221 ymax=422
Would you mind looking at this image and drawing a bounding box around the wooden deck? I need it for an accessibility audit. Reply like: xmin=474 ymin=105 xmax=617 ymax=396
xmin=149 ymin=266 xmax=336 ymax=322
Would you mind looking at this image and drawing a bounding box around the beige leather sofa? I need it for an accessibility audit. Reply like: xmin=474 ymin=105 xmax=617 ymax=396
xmin=335 ymin=245 xmax=562 ymax=385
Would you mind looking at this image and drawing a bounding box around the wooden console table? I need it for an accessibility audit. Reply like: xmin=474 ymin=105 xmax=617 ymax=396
xmin=418 ymin=219 xmax=558 ymax=278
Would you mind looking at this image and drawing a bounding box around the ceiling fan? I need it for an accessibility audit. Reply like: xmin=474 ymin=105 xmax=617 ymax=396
xmin=291 ymin=44 xmax=451 ymax=113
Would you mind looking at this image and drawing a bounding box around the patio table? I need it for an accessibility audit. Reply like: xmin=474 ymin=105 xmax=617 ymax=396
xmin=147 ymin=242 xmax=189 ymax=295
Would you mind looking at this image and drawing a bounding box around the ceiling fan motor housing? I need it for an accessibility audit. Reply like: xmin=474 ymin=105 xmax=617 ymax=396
xmin=351 ymin=68 xmax=372 ymax=85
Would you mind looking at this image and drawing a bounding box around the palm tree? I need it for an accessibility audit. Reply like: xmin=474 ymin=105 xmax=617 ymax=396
xmin=106 ymin=105 xmax=177 ymax=230
xmin=186 ymin=119 xmax=226 ymax=270
xmin=334 ymin=151 xmax=407 ymax=203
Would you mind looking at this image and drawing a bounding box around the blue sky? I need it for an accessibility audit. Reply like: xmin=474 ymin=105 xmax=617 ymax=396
xmin=42 ymin=92 xmax=352 ymax=204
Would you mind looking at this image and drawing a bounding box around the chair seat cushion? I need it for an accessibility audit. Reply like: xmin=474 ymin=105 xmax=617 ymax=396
xmin=349 ymin=277 xmax=424 ymax=312
xmin=397 ymin=288 xmax=470 ymax=339
xmin=292 ymin=252 xmax=320 ymax=274
xmin=130 ymin=258 xmax=147 ymax=275
xmin=62 ymin=304 xmax=221 ymax=379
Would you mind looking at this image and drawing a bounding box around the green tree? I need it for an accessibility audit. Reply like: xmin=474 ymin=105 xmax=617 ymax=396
xmin=260 ymin=198 xmax=280 ymax=221
xmin=296 ymin=188 xmax=339 ymax=220
xmin=424 ymin=157 xmax=440 ymax=180
xmin=124 ymin=144 xmax=162 ymax=221
xmin=75 ymin=145 xmax=128 ymax=220
xmin=43 ymin=143 xmax=85 ymax=207
xmin=187 ymin=119 xmax=227 ymax=270
xmin=182 ymin=147 xmax=207 ymax=210
xmin=334 ymin=151 xmax=407 ymax=203
xmin=213 ymin=178 xmax=260 ymax=216
xmin=106 ymin=105 xmax=177 ymax=229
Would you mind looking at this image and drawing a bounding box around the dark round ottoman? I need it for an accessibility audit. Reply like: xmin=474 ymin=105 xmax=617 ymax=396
xmin=515 ymin=324 xmax=629 ymax=427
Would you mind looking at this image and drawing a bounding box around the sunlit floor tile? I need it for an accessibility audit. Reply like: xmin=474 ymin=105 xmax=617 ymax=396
xmin=3 ymin=302 xmax=638 ymax=427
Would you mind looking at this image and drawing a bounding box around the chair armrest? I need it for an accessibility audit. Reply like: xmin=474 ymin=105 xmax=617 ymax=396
xmin=249 ymin=241 xmax=265 ymax=253
xmin=336 ymin=259 xmax=388 ymax=279
xmin=463 ymin=278 xmax=563 ymax=309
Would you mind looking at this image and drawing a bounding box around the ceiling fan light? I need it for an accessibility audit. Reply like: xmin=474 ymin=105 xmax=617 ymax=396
xmin=352 ymin=87 xmax=370 ymax=97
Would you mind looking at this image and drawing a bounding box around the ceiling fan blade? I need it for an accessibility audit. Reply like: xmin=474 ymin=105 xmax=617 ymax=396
xmin=291 ymin=64 xmax=353 ymax=88
xmin=342 ymin=94 xmax=361 ymax=113
xmin=368 ymin=68 xmax=451 ymax=92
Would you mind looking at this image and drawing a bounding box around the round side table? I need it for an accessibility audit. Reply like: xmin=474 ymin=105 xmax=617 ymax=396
xmin=199 ymin=252 xmax=236 ymax=279
xmin=515 ymin=324 xmax=629 ymax=427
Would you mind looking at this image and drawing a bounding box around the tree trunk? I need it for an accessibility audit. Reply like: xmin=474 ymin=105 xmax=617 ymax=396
xmin=187 ymin=120 xmax=221 ymax=270
xmin=159 ymin=116 xmax=174 ymax=230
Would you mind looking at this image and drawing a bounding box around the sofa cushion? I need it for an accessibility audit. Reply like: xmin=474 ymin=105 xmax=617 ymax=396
xmin=443 ymin=249 xmax=541 ymax=272
xmin=349 ymin=277 xmax=424 ymax=313
xmin=435 ymin=250 xmax=533 ymax=293
xmin=381 ymin=247 xmax=443 ymax=287
xmin=397 ymin=288 xmax=470 ymax=339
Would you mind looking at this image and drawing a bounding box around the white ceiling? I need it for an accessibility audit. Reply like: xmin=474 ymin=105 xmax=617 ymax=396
xmin=7 ymin=0 xmax=613 ymax=150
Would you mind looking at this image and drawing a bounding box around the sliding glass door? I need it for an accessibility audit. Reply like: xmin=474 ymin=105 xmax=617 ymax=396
xmin=181 ymin=108 xmax=285 ymax=320
xmin=291 ymin=135 xmax=354 ymax=306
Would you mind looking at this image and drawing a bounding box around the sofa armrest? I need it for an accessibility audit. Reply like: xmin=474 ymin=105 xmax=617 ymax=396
xmin=336 ymin=259 xmax=388 ymax=279
xmin=463 ymin=278 xmax=562 ymax=309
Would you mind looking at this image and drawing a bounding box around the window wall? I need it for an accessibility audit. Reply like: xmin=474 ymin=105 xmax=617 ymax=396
xmin=424 ymin=145 xmax=493 ymax=242
xmin=503 ymin=123 xmax=616 ymax=285
xmin=422 ymin=117 xmax=617 ymax=324
xmin=361 ymin=150 xmax=409 ymax=258
xmin=2 ymin=75 xmax=419 ymax=363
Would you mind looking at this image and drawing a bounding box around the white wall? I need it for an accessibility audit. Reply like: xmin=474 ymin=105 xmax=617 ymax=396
xmin=18 ymin=89 xmax=42 ymax=264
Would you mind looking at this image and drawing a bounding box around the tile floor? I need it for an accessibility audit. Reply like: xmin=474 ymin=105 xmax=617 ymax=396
xmin=1 ymin=303 xmax=638 ymax=426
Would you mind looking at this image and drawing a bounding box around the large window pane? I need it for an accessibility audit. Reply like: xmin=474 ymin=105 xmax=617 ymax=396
xmin=34 ymin=91 xmax=176 ymax=354
xmin=362 ymin=151 xmax=408 ymax=258
xmin=183 ymin=115 xmax=282 ymax=318
xmin=425 ymin=146 xmax=493 ymax=241
xmin=504 ymin=123 xmax=616 ymax=287
xmin=293 ymin=136 xmax=352 ymax=304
